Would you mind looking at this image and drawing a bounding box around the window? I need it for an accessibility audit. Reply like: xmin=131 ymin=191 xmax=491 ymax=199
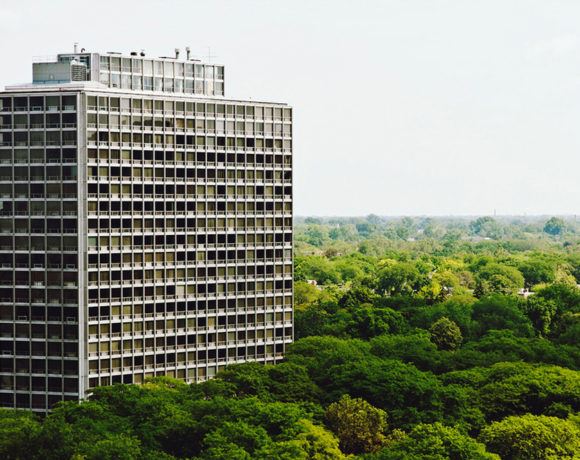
xmin=164 ymin=61 xmax=174 ymax=77
xmin=132 ymin=75 xmax=142 ymax=90
xmin=121 ymin=74 xmax=131 ymax=89
xmin=163 ymin=78 xmax=174 ymax=92
xmin=121 ymin=58 xmax=131 ymax=72
xmin=175 ymin=79 xmax=183 ymax=93
xmin=143 ymin=60 xmax=153 ymax=75
xmin=120 ymin=98 xmax=130 ymax=112
xmin=143 ymin=77 xmax=153 ymax=91
xmin=100 ymin=56 xmax=110 ymax=71
xmin=111 ymin=73 xmax=120 ymax=88
xmin=110 ymin=57 xmax=121 ymax=71
xmin=132 ymin=59 xmax=142 ymax=73
xmin=154 ymin=61 xmax=163 ymax=76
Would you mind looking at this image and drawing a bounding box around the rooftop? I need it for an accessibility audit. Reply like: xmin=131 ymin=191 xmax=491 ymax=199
xmin=27 ymin=46 xmax=225 ymax=97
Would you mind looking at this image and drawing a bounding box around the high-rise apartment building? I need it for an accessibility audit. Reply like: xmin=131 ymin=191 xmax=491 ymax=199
xmin=0 ymin=48 xmax=293 ymax=411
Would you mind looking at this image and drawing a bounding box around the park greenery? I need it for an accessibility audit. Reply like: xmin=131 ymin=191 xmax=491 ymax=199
xmin=1 ymin=215 xmax=579 ymax=459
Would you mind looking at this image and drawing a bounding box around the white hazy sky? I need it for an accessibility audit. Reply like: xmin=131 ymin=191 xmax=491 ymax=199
xmin=1 ymin=0 xmax=579 ymax=216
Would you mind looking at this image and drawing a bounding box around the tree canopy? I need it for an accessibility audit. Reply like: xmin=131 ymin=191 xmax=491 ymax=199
xmin=2 ymin=216 xmax=579 ymax=458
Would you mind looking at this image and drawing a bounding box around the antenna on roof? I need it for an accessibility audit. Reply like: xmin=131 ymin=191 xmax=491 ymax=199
xmin=186 ymin=46 xmax=191 ymax=60
xmin=74 ymin=42 xmax=78 ymax=53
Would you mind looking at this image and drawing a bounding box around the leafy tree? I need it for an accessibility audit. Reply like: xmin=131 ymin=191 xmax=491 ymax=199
xmin=543 ymin=217 xmax=566 ymax=236
xmin=286 ymin=336 xmax=372 ymax=383
xmin=418 ymin=270 xmax=462 ymax=303
xmin=294 ymin=305 xmax=336 ymax=339
xmin=321 ymin=357 xmax=445 ymax=428
xmin=333 ymin=256 xmax=370 ymax=281
xmin=83 ymin=384 xmax=192 ymax=458
xmin=227 ymin=418 xmax=347 ymax=460
xmin=370 ymin=332 xmax=443 ymax=373
xmin=469 ymin=216 xmax=493 ymax=235
xmin=329 ymin=224 xmax=359 ymax=242
xmin=201 ymin=421 xmax=269 ymax=459
xmin=429 ymin=317 xmax=463 ymax=351
xmin=294 ymin=281 xmax=321 ymax=308
xmin=370 ymin=422 xmax=498 ymax=459
xmin=253 ymin=441 xmax=308 ymax=460
xmin=265 ymin=362 xmax=322 ymax=403
xmin=212 ymin=362 xmax=321 ymax=404
xmin=191 ymin=378 xmax=238 ymax=399
xmin=377 ymin=261 xmax=425 ymax=296
xmin=394 ymin=221 xmax=413 ymax=240
xmin=409 ymin=295 xmax=477 ymax=339
xmin=356 ymin=221 xmax=378 ymax=238
xmin=474 ymin=263 xmax=525 ymax=296
xmin=216 ymin=362 xmax=271 ymax=398
xmin=0 ymin=410 xmax=42 ymax=460
xmin=470 ymin=217 xmax=503 ymax=240
xmin=533 ymin=283 xmax=580 ymax=340
xmin=339 ymin=283 xmax=379 ymax=308
xmin=443 ymin=362 xmax=580 ymax=421
xmin=303 ymin=225 xmax=330 ymax=247
xmin=288 ymin=419 xmax=347 ymax=459
xmin=347 ymin=305 xmax=407 ymax=339
xmin=471 ymin=295 xmax=534 ymax=337
xmin=446 ymin=330 xmax=580 ymax=371
xmin=437 ymin=383 xmax=487 ymax=432
xmin=81 ymin=434 xmax=143 ymax=460
xmin=554 ymin=315 xmax=580 ymax=346
xmin=568 ymin=253 xmax=580 ymax=283
xmin=325 ymin=395 xmax=387 ymax=454
xmin=478 ymin=364 xmax=580 ymax=421
xmin=40 ymin=399 xmax=138 ymax=457
xmin=518 ymin=258 xmax=556 ymax=288
xmin=479 ymin=414 xmax=580 ymax=459
xmin=423 ymin=220 xmax=445 ymax=239
xmin=525 ymin=295 xmax=557 ymax=336
xmin=294 ymin=256 xmax=341 ymax=285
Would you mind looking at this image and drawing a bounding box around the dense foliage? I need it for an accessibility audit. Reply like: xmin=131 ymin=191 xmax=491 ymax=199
xmin=1 ymin=216 xmax=579 ymax=459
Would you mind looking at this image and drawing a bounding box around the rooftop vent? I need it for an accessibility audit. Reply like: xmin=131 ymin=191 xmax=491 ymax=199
xmin=70 ymin=61 xmax=88 ymax=81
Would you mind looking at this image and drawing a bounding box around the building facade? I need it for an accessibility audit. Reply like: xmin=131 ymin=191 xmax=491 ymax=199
xmin=0 ymin=49 xmax=293 ymax=411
